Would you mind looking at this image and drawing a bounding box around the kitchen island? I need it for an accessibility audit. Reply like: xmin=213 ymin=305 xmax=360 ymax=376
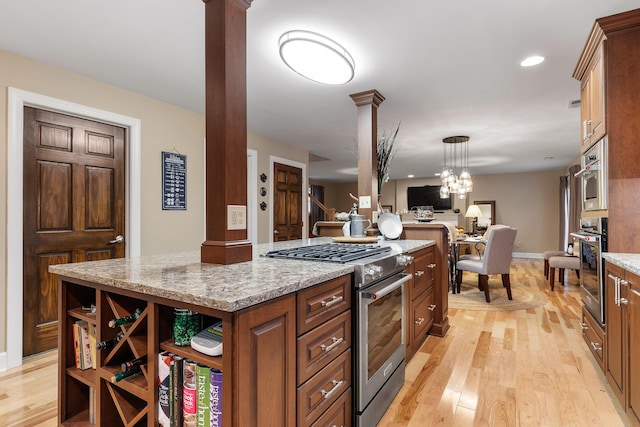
xmin=50 ymin=237 xmax=436 ymax=426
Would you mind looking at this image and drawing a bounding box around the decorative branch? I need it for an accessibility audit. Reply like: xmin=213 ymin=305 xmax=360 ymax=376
xmin=376 ymin=122 xmax=400 ymax=195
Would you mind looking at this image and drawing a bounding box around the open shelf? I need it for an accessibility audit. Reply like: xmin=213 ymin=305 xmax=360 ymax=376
xmin=66 ymin=366 xmax=96 ymax=386
xmin=67 ymin=307 xmax=97 ymax=324
xmin=160 ymin=339 xmax=224 ymax=370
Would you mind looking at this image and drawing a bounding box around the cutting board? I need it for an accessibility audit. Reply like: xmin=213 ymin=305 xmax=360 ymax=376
xmin=331 ymin=236 xmax=381 ymax=243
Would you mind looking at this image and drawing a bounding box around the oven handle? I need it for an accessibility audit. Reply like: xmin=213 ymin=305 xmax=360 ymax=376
xmin=365 ymin=273 xmax=412 ymax=300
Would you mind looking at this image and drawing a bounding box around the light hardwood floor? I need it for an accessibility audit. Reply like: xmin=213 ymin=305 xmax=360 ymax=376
xmin=0 ymin=258 xmax=629 ymax=426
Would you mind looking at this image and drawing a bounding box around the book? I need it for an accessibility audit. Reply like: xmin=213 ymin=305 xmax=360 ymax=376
xmin=77 ymin=320 xmax=92 ymax=370
xmin=88 ymin=323 xmax=97 ymax=369
xmin=183 ymin=360 xmax=197 ymax=426
xmin=72 ymin=322 xmax=81 ymax=369
xmin=210 ymin=368 xmax=222 ymax=427
xmin=172 ymin=356 xmax=184 ymax=427
xmin=158 ymin=351 xmax=174 ymax=427
xmin=196 ymin=363 xmax=210 ymax=427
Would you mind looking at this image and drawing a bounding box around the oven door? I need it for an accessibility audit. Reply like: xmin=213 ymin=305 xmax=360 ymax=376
xmin=356 ymin=272 xmax=410 ymax=411
xmin=578 ymin=238 xmax=604 ymax=325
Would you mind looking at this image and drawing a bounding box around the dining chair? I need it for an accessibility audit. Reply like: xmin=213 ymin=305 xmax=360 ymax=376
xmin=458 ymin=224 xmax=509 ymax=261
xmin=455 ymin=226 xmax=518 ymax=302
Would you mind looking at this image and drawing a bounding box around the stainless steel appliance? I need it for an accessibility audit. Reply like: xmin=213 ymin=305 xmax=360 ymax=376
xmin=575 ymin=138 xmax=607 ymax=211
xmin=264 ymin=242 xmax=413 ymax=427
xmin=571 ymin=216 xmax=608 ymax=326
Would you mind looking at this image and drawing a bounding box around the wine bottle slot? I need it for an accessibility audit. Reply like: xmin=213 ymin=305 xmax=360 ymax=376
xmin=121 ymin=355 xmax=147 ymax=372
xmin=96 ymin=332 xmax=124 ymax=350
xmin=111 ymin=366 xmax=142 ymax=382
xmin=108 ymin=308 xmax=143 ymax=328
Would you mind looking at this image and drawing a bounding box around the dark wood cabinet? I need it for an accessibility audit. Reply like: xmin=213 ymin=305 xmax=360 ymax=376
xmin=58 ymin=273 xmax=351 ymax=426
xmin=405 ymin=245 xmax=437 ymax=358
xmin=605 ymin=261 xmax=640 ymax=427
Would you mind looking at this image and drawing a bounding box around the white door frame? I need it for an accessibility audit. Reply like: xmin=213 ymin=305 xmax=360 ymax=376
xmin=3 ymin=87 xmax=141 ymax=370
xmin=269 ymin=156 xmax=307 ymax=242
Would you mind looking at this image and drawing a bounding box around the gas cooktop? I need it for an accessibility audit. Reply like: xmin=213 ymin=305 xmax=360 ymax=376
xmin=263 ymin=243 xmax=391 ymax=263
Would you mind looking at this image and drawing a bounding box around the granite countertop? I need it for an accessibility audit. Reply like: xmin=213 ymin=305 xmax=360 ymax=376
xmin=50 ymin=237 xmax=433 ymax=312
xmin=603 ymin=253 xmax=640 ymax=276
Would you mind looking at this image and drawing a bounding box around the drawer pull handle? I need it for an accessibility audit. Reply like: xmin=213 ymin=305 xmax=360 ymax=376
xmin=320 ymin=379 xmax=344 ymax=400
xmin=320 ymin=337 xmax=344 ymax=352
xmin=428 ymin=263 xmax=436 ymax=269
xmin=415 ymin=270 xmax=424 ymax=277
xmin=428 ymin=304 xmax=436 ymax=311
xmin=415 ymin=317 xmax=424 ymax=325
xmin=321 ymin=295 xmax=343 ymax=308
xmin=591 ymin=341 xmax=602 ymax=351
xmin=620 ymin=298 xmax=629 ymax=305
xmin=580 ymin=322 xmax=588 ymax=330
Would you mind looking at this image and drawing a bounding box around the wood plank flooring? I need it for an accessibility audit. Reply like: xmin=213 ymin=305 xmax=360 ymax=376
xmin=0 ymin=258 xmax=629 ymax=426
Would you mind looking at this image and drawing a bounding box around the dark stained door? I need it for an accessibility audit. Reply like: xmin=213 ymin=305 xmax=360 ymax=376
xmin=273 ymin=162 xmax=303 ymax=241
xmin=23 ymin=107 xmax=126 ymax=356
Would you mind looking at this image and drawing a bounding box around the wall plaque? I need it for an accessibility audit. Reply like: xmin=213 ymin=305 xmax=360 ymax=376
xmin=162 ymin=151 xmax=187 ymax=210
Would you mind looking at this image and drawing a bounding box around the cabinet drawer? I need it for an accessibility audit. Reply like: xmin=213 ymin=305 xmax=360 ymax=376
xmin=298 ymin=275 xmax=351 ymax=335
xmin=413 ymin=287 xmax=434 ymax=343
xmin=412 ymin=250 xmax=435 ymax=297
xmin=297 ymin=310 xmax=351 ymax=385
xmin=582 ymin=306 xmax=605 ymax=372
xmin=310 ymin=387 xmax=351 ymax=427
xmin=297 ymin=349 xmax=351 ymax=427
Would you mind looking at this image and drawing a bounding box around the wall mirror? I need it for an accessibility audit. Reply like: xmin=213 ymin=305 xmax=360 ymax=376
xmin=474 ymin=200 xmax=495 ymax=231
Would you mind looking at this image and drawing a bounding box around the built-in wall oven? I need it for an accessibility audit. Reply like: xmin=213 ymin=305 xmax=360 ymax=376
xmin=575 ymin=138 xmax=607 ymax=211
xmin=571 ymin=216 xmax=608 ymax=326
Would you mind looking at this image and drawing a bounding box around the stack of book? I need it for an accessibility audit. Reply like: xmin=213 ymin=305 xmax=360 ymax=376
xmin=72 ymin=320 xmax=96 ymax=370
xmin=159 ymin=352 xmax=223 ymax=427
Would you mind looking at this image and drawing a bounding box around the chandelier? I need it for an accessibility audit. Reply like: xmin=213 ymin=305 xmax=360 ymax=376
xmin=439 ymin=136 xmax=473 ymax=200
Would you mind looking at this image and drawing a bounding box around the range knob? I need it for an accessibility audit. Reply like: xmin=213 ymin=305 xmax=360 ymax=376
xmin=396 ymin=254 xmax=414 ymax=267
xmin=365 ymin=265 xmax=384 ymax=279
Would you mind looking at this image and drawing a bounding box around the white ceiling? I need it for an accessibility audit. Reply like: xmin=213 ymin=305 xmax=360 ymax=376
xmin=1 ymin=0 xmax=637 ymax=182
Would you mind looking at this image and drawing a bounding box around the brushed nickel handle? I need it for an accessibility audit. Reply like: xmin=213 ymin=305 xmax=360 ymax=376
xmin=415 ymin=270 xmax=424 ymax=276
xmin=320 ymin=379 xmax=344 ymax=400
xmin=321 ymin=295 xmax=343 ymax=307
xmin=109 ymin=235 xmax=124 ymax=244
xmin=428 ymin=263 xmax=436 ymax=269
xmin=591 ymin=341 xmax=602 ymax=351
xmin=273 ymin=229 xmax=279 ymax=234
xmin=428 ymin=304 xmax=436 ymax=311
xmin=415 ymin=317 xmax=424 ymax=325
xmin=620 ymin=298 xmax=629 ymax=305
xmin=580 ymin=322 xmax=588 ymax=330
xmin=320 ymin=337 xmax=344 ymax=352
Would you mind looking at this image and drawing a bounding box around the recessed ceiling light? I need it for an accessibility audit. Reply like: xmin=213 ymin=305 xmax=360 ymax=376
xmin=544 ymin=156 xmax=554 ymax=160
xmin=520 ymin=56 xmax=545 ymax=67
xmin=407 ymin=174 xmax=414 ymax=178
xmin=279 ymin=30 xmax=355 ymax=85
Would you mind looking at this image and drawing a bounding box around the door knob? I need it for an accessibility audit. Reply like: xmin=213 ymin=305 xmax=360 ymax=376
xmin=109 ymin=235 xmax=124 ymax=244
xmin=274 ymin=230 xmax=279 ymax=234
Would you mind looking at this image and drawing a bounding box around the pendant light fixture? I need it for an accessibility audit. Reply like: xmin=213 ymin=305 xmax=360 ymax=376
xmin=439 ymin=136 xmax=473 ymax=200
xmin=278 ymin=30 xmax=355 ymax=85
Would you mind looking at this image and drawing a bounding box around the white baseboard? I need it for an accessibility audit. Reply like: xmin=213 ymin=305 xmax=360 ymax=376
xmin=0 ymin=352 xmax=7 ymax=372
xmin=513 ymin=252 xmax=543 ymax=259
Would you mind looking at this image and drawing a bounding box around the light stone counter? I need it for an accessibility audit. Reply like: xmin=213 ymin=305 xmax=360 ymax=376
xmin=50 ymin=237 xmax=433 ymax=312
xmin=603 ymin=253 xmax=640 ymax=276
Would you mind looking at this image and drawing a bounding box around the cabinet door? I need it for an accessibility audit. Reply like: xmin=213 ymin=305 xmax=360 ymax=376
xmin=236 ymin=295 xmax=296 ymax=427
xmin=580 ymin=72 xmax=592 ymax=151
xmin=606 ymin=262 xmax=625 ymax=406
xmin=627 ymin=273 xmax=640 ymax=425
xmin=589 ymin=43 xmax=605 ymax=144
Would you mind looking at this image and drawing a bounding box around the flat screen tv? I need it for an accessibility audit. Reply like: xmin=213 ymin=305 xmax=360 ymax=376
xmin=407 ymin=185 xmax=452 ymax=212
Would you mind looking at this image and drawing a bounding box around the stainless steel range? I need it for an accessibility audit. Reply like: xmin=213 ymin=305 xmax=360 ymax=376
xmin=264 ymin=242 xmax=413 ymax=426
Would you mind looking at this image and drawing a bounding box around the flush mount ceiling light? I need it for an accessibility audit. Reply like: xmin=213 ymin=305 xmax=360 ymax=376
xmin=520 ymin=55 xmax=545 ymax=67
xmin=279 ymin=30 xmax=355 ymax=85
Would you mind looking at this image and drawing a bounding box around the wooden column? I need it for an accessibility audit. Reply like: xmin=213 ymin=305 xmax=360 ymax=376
xmin=350 ymin=90 xmax=384 ymax=221
xmin=201 ymin=0 xmax=253 ymax=264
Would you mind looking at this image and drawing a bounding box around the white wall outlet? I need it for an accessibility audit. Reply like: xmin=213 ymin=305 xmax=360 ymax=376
xmin=372 ymin=210 xmax=379 ymax=223
xmin=359 ymin=195 xmax=371 ymax=209
xmin=227 ymin=205 xmax=247 ymax=230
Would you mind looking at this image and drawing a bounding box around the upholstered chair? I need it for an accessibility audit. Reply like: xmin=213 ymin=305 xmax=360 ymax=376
xmin=455 ymin=227 xmax=518 ymax=302
xmin=459 ymin=224 xmax=509 ymax=261
xmin=543 ymin=250 xmax=568 ymax=279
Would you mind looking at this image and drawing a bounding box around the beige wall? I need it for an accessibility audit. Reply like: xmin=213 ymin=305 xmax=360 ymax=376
xmin=248 ymin=131 xmax=309 ymax=243
xmin=317 ymin=170 xmax=563 ymax=254
xmin=0 ymin=49 xmax=308 ymax=359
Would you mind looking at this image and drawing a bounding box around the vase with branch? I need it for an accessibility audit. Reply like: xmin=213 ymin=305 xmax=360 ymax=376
xmin=376 ymin=123 xmax=400 ymax=196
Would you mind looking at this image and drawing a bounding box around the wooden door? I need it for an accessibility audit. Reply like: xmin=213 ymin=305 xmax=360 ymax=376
xmin=23 ymin=107 xmax=126 ymax=356
xmin=273 ymin=162 xmax=303 ymax=241
xmin=606 ymin=262 xmax=625 ymax=405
